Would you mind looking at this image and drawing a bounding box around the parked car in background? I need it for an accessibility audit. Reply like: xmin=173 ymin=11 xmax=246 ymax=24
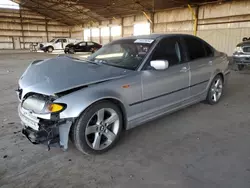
xmin=64 ymin=41 xmax=102 ymax=54
xmin=17 ymin=34 xmax=230 ymax=155
xmin=233 ymin=37 xmax=250 ymax=71
xmin=30 ymin=38 xmax=81 ymax=53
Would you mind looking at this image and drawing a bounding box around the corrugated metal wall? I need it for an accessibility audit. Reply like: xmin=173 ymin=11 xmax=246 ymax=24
xmin=197 ymin=1 xmax=250 ymax=55
xmin=1 ymin=0 xmax=250 ymax=54
xmin=0 ymin=7 xmax=70 ymax=49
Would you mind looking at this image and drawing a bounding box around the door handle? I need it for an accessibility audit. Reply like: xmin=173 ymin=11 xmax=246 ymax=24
xmin=180 ymin=67 xmax=189 ymax=72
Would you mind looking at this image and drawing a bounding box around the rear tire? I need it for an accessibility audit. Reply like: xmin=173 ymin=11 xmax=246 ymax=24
xmin=206 ymin=75 xmax=224 ymax=105
xmin=71 ymin=101 xmax=123 ymax=155
xmin=237 ymin=64 xmax=245 ymax=71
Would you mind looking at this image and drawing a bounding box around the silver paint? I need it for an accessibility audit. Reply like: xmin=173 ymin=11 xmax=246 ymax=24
xmin=17 ymin=34 xmax=230 ymax=149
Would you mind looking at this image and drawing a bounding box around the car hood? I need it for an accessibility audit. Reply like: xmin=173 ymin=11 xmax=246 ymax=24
xmin=65 ymin=43 xmax=75 ymax=47
xmin=19 ymin=56 xmax=132 ymax=97
xmin=40 ymin=42 xmax=52 ymax=46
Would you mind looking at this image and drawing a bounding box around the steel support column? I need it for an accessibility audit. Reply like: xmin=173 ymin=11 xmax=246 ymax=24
xmin=19 ymin=6 xmax=24 ymax=49
xmin=188 ymin=4 xmax=199 ymax=36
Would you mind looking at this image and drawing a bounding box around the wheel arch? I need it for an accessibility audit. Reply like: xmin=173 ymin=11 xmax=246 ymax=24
xmin=206 ymin=71 xmax=225 ymax=92
xmin=46 ymin=45 xmax=54 ymax=51
xmin=72 ymin=97 xmax=128 ymax=130
xmin=217 ymin=72 xmax=224 ymax=83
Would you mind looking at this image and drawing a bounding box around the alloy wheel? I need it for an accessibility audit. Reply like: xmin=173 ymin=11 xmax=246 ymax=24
xmin=210 ymin=77 xmax=223 ymax=102
xmin=85 ymin=108 xmax=120 ymax=150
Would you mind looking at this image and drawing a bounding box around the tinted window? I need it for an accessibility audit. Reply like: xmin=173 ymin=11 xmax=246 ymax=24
xmin=151 ymin=37 xmax=183 ymax=67
xmin=88 ymin=42 xmax=94 ymax=46
xmin=204 ymin=43 xmax=213 ymax=57
xmin=79 ymin=42 xmax=86 ymax=46
xmin=62 ymin=39 xmax=67 ymax=43
xmin=184 ymin=37 xmax=206 ymax=60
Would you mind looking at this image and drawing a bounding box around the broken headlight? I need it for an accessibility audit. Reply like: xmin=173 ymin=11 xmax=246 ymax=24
xmin=22 ymin=95 xmax=66 ymax=114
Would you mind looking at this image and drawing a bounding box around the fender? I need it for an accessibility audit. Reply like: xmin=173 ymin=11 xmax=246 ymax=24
xmin=54 ymin=84 xmax=130 ymax=119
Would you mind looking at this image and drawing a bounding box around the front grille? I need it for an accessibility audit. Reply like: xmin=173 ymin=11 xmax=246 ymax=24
xmin=243 ymin=47 xmax=250 ymax=53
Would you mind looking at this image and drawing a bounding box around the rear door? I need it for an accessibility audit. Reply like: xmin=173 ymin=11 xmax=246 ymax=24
xmin=87 ymin=42 xmax=95 ymax=52
xmin=183 ymin=36 xmax=215 ymax=97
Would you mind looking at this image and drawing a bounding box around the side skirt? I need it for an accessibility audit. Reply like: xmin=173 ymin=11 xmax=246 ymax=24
xmin=126 ymin=92 xmax=207 ymax=130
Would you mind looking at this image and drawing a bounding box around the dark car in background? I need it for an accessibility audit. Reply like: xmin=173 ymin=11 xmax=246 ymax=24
xmin=233 ymin=37 xmax=250 ymax=71
xmin=64 ymin=41 xmax=102 ymax=54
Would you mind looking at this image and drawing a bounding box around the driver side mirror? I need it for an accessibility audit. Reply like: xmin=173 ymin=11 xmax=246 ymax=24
xmin=150 ymin=60 xmax=169 ymax=70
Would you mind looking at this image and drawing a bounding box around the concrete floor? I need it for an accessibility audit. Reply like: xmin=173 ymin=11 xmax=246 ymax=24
xmin=0 ymin=51 xmax=250 ymax=188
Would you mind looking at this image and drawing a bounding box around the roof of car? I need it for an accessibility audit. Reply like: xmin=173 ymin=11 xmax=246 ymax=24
xmin=118 ymin=33 xmax=194 ymax=40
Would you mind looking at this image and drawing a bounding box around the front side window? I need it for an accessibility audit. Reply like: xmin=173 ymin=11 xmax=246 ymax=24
xmin=150 ymin=37 xmax=183 ymax=67
xmin=184 ymin=36 xmax=207 ymax=60
xmin=88 ymin=39 xmax=154 ymax=70
xmin=62 ymin=39 xmax=67 ymax=43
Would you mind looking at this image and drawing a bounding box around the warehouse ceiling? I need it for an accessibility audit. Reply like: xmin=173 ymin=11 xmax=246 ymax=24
xmin=12 ymin=0 xmax=230 ymax=25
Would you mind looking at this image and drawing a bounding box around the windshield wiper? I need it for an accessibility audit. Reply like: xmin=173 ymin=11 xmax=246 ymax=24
xmin=67 ymin=56 xmax=101 ymax=65
xmin=83 ymin=59 xmax=101 ymax=65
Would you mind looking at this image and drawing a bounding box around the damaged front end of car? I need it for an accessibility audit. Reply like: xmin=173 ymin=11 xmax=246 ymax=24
xmin=17 ymin=91 xmax=73 ymax=151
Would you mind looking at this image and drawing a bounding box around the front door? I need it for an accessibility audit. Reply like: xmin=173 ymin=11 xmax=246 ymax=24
xmin=62 ymin=38 xmax=68 ymax=49
xmin=54 ymin=39 xmax=62 ymax=50
xmin=141 ymin=37 xmax=190 ymax=114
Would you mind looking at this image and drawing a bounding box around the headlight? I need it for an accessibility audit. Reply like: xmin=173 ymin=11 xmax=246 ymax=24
xmin=46 ymin=103 xmax=66 ymax=113
xmin=234 ymin=47 xmax=243 ymax=53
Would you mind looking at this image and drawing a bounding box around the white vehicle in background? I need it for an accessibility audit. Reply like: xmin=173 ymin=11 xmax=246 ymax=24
xmin=30 ymin=38 xmax=81 ymax=53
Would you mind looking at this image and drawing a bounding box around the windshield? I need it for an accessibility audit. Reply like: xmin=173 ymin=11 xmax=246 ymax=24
xmin=49 ymin=39 xmax=56 ymax=43
xmin=88 ymin=39 xmax=154 ymax=70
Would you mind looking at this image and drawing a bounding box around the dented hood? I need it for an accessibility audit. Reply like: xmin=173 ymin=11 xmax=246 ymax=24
xmin=19 ymin=56 xmax=131 ymax=96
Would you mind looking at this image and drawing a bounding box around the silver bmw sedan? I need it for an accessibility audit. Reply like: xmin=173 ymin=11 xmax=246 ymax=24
xmin=17 ymin=34 xmax=230 ymax=154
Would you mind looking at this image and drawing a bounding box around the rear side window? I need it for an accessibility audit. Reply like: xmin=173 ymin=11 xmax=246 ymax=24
xmin=88 ymin=42 xmax=94 ymax=46
xmin=184 ymin=37 xmax=207 ymax=60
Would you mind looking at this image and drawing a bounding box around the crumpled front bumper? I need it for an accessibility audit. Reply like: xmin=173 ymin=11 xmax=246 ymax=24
xmin=18 ymin=104 xmax=72 ymax=150
xmin=22 ymin=126 xmax=59 ymax=146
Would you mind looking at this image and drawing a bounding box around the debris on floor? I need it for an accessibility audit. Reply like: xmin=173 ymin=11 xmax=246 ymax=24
xmin=3 ymin=155 xmax=8 ymax=159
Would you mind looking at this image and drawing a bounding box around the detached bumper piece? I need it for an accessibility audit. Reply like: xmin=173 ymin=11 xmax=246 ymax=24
xmin=22 ymin=123 xmax=59 ymax=151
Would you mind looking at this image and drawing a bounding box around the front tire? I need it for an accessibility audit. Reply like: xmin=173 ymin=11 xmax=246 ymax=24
xmin=206 ymin=75 xmax=224 ymax=105
xmin=69 ymin=48 xmax=75 ymax=54
xmin=47 ymin=47 xmax=53 ymax=53
xmin=72 ymin=101 xmax=123 ymax=155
